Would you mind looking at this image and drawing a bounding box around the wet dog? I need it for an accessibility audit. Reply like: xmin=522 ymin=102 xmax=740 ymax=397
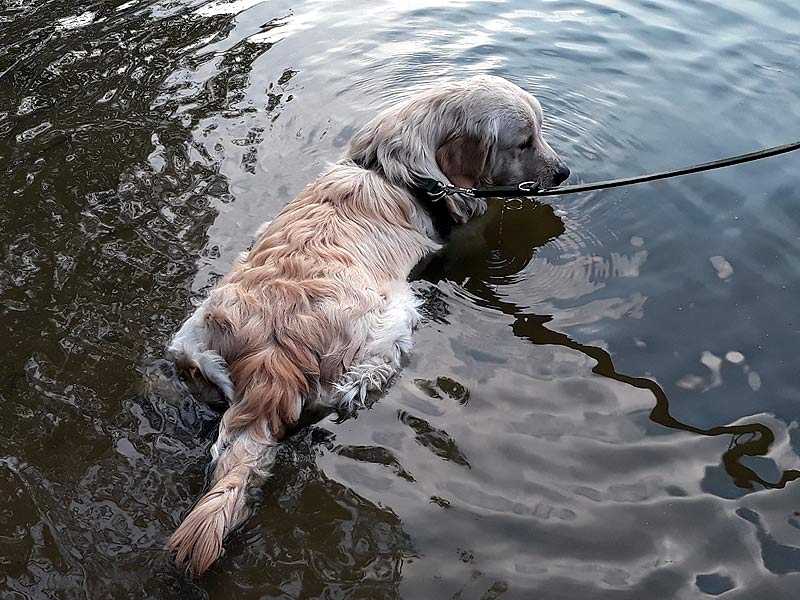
xmin=167 ymin=75 xmax=569 ymax=574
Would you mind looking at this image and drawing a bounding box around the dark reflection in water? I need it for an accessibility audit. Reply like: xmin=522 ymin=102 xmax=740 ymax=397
xmin=201 ymin=430 xmax=413 ymax=600
xmin=424 ymin=200 xmax=800 ymax=492
xmin=2 ymin=0 xmax=800 ymax=597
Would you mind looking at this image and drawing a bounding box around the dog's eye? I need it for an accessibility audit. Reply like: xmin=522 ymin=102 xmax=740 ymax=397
xmin=518 ymin=137 xmax=533 ymax=150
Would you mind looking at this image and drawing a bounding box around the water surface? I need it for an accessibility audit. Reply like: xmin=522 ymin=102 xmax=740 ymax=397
xmin=2 ymin=0 xmax=800 ymax=597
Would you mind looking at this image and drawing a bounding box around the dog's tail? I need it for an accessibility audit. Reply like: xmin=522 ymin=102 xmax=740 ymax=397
xmin=168 ymin=419 xmax=277 ymax=575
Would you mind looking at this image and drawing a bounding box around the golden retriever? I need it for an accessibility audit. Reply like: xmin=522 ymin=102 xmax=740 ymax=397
xmin=167 ymin=75 xmax=569 ymax=574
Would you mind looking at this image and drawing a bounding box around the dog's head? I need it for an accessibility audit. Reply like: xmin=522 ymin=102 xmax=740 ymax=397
xmin=347 ymin=75 xmax=569 ymax=223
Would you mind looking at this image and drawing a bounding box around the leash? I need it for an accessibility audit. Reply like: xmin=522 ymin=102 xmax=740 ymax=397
xmin=417 ymin=139 xmax=800 ymax=200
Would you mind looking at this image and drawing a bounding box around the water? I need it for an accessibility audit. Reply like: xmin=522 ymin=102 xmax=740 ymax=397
xmin=2 ymin=0 xmax=800 ymax=597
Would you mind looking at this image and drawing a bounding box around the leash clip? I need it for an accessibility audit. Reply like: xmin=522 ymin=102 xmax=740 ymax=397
xmin=443 ymin=184 xmax=476 ymax=197
xmin=414 ymin=178 xmax=448 ymax=201
xmin=414 ymin=177 xmax=478 ymax=201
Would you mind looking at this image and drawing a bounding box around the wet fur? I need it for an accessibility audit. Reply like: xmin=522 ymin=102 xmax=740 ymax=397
xmin=167 ymin=75 xmax=568 ymax=575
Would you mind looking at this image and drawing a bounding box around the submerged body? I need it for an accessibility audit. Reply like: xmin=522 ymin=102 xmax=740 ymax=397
xmin=167 ymin=75 xmax=569 ymax=574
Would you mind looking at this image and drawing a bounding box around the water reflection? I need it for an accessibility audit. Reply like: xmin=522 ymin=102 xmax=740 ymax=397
xmin=2 ymin=0 xmax=800 ymax=595
xmin=203 ymin=429 xmax=414 ymax=599
xmin=421 ymin=199 xmax=800 ymax=492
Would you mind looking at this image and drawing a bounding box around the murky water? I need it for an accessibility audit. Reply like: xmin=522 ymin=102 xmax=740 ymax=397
xmin=2 ymin=0 xmax=800 ymax=597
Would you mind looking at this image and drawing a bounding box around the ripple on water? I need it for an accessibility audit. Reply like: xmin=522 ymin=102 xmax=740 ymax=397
xmin=2 ymin=0 xmax=800 ymax=597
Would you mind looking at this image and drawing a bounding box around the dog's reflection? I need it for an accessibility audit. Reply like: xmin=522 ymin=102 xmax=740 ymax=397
xmin=420 ymin=198 xmax=800 ymax=491
xmin=419 ymin=197 xmax=565 ymax=283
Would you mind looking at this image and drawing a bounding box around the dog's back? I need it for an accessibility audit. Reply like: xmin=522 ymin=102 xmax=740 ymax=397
xmin=168 ymin=164 xmax=436 ymax=573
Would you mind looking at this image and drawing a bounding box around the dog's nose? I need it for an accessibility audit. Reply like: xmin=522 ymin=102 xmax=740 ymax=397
xmin=553 ymin=164 xmax=570 ymax=186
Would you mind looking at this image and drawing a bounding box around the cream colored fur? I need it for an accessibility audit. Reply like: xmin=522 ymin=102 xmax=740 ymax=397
xmin=167 ymin=75 xmax=569 ymax=575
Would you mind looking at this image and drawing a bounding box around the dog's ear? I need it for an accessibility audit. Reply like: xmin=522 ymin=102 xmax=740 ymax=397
xmin=436 ymin=133 xmax=490 ymax=188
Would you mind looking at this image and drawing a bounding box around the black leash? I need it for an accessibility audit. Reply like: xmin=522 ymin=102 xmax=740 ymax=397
xmin=417 ymin=139 xmax=800 ymax=201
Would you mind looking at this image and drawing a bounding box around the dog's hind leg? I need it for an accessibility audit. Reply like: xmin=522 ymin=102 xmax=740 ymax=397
xmin=168 ymin=300 xmax=235 ymax=404
xmin=334 ymin=357 xmax=400 ymax=415
xmin=333 ymin=285 xmax=421 ymax=415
